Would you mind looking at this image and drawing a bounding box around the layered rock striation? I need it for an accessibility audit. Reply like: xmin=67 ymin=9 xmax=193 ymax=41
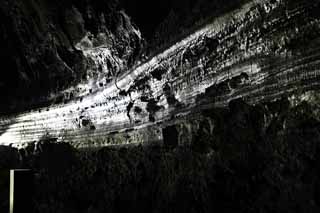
xmin=1 ymin=0 xmax=320 ymax=147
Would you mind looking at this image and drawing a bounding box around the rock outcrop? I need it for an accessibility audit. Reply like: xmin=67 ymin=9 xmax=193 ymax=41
xmin=2 ymin=96 xmax=320 ymax=212
xmin=0 ymin=0 xmax=143 ymax=113
xmin=1 ymin=0 xmax=320 ymax=147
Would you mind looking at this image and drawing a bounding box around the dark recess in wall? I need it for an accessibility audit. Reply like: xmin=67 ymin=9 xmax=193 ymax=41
xmin=120 ymin=0 xmax=200 ymax=41
xmin=162 ymin=125 xmax=179 ymax=148
xmin=120 ymin=0 xmax=172 ymax=39
xmin=121 ymin=0 xmax=248 ymax=57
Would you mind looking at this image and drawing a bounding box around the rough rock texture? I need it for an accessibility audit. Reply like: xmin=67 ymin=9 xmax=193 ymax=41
xmin=1 ymin=96 xmax=320 ymax=212
xmin=1 ymin=0 xmax=320 ymax=147
xmin=0 ymin=0 xmax=143 ymax=113
xmin=1 ymin=1 xmax=320 ymax=212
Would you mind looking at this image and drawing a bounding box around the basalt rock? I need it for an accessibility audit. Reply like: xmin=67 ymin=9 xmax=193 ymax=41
xmin=0 ymin=0 xmax=143 ymax=113
xmin=1 ymin=0 xmax=320 ymax=148
xmin=6 ymin=95 xmax=320 ymax=213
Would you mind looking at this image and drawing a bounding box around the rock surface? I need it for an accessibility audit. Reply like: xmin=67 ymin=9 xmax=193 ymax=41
xmin=1 ymin=96 xmax=320 ymax=212
xmin=1 ymin=0 xmax=320 ymax=147
xmin=0 ymin=0 xmax=143 ymax=113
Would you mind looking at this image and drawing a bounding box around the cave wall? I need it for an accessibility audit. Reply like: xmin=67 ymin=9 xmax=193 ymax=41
xmin=1 ymin=95 xmax=320 ymax=212
xmin=0 ymin=0 xmax=320 ymax=147
xmin=0 ymin=0 xmax=143 ymax=113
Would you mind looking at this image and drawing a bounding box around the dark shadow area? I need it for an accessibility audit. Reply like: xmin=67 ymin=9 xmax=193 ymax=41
xmin=162 ymin=125 xmax=179 ymax=148
xmin=0 ymin=146 xmax=21 ymax=213
xmin=12 ymin=169 xmax=35 ymax=213
xmin=124 ymin=0 xmax=248 ymax=57
xmin=120 ymin=0 xmax=172 ymax=39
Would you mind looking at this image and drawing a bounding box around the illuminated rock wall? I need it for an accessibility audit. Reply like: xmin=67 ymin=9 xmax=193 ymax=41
xmin=1 ymin=0 xmax=320 ymax=148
